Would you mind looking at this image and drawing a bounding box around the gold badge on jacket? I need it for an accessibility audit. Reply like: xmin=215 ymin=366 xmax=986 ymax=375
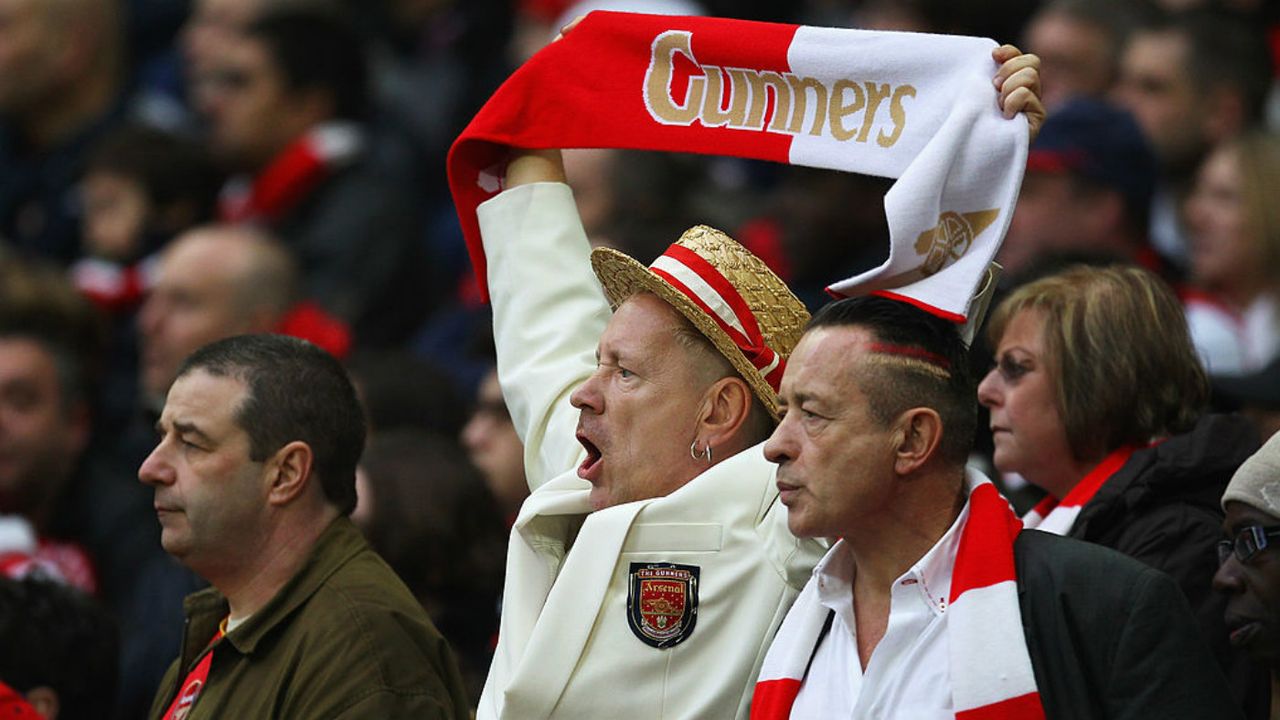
xmin=627 ymin=562 xmax=700 ymax=649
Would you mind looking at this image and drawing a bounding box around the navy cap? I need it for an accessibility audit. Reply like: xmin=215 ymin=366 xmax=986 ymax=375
xmin=1027 ymin=99 xmax=1158 ymax=215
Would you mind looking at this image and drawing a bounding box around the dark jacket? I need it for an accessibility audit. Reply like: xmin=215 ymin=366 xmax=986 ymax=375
xmin=148 ymin=517 xmax=470 ymax=719
xmin=1069 ymin=413 xmax=1267 ymax=715
xmin=272 ymin=155 xmax=433 ymax=347
xmin=1017 ymin=529 xmax=1242 ymax=720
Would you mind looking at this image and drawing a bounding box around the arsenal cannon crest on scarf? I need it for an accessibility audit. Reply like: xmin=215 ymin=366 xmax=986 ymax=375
xmin=627 ymin=563 xmax=700 ymax=649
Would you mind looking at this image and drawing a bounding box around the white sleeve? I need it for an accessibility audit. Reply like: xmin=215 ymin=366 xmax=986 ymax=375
xmin=477 ymin=182 xmax=610 ymax=491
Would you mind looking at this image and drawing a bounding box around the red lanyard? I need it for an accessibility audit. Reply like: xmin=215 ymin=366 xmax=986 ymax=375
xmin=161 ymin=624 xmax=225 ymax=720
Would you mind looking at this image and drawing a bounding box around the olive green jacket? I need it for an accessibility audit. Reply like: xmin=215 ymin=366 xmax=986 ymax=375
xmin=148 ymin=517 xmax=470 ymax=719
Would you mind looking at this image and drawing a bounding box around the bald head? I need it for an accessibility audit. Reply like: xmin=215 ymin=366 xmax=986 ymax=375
xmin=138 ymin=225 xmax=297 ymax=407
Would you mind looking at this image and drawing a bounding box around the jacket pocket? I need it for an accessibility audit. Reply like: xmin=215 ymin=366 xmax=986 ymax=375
xmin=622 ymin=523 xmax=722 ymax=554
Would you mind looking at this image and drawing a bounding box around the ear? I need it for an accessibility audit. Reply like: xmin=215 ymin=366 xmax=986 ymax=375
xmin=892 ymin=408 xmax=943 ymax=476
xmin=696 ymin=376 xmax=755 ymax=455
xmin=265 ymin=440 xmax=314 ymax=507
xmin=26 ymin=685 xmax=59 ymax=720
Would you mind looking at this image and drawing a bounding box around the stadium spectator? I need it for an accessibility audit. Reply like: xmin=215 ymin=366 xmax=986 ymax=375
xmin=137 ymin=224 xmax=349 ymax=418
xmin=461 ymin=368 xmax=528 ymax=523
xmin=0 ymin=576 xmax=119 ymax=720
xmin=0 ymin=260 xmax=102 ymax=593
xmin=978 ymin=264 xmax=1269 ymax=715
xmin=755 ymin=294 xmax=1238 ymax=718
xmin=140 ymin=334 xmax=470 ymax=718
xmin=1022 ymin=0 xmax=1145 ymax=110
xmin=1113 ymin=8 xmax=1272 ymax=266
xmin=1184 ymin=130 xmax=1280 ymax=375
xmin=0 ymin=0 xmax=130 ymax=264
xmin=997 ymin=98 xmax=1158 ymax=280
xmin=355 ymin=429 xmax=507 ymax=706
xmin=1215 ymin=430 xmax=1280 ymax=720
xmin=203 ymin=7 xmax=429 ymax=345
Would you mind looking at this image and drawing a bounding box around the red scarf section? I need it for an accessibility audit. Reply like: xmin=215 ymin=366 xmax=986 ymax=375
xmin=219 ymin=123 xmax=362 ymax=224
xmin=0 ymin=681 xmax=42 ymax=720
xmin=275 ymin=300 xmax=352 ymax=361
xmin=1022 ymin=445 xmax=1140 ymax=535
xmin=161 ymin=625 xmax=225 ymax=720
xmin=449 ymin=12 xmax=801 ymax=301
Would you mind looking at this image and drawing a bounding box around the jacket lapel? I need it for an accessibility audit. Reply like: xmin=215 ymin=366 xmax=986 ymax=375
xmin=499 ymin=474 xmax=651 ymax=718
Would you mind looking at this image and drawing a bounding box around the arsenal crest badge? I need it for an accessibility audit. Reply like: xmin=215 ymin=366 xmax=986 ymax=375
xmin=627 ymin=562 xmax=700 ymax=649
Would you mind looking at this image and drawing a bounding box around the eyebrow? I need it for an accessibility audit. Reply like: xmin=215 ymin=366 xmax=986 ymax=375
xmin=782 ymin=391 xmax=820 ymax=409
xmin=156 ymin=419 xmax=215 ymax=445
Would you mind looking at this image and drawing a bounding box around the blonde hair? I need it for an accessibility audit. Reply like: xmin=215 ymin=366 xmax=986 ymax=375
xmin=1230 ymin=131 xmax=1280 ymax=295
xmin=985 ymin=265 xmax=1208 ymax=461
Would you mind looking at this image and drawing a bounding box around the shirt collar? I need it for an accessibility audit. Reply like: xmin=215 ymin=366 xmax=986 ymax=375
xmin=809 ymin=469 xmax=984 ymax=619
xmin=183 ymin=517 xmax=368 ymax=655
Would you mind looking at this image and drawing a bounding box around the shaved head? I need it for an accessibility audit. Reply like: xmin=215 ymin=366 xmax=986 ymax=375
xmin=138 ymin=225 xmax=299 ymax=406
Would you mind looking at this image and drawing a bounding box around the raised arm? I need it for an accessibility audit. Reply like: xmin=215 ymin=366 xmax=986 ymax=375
xmin=505 ymin=148 xmax=568 ymax=187
xmin=477 ymin=148 xmax=608 ymax=492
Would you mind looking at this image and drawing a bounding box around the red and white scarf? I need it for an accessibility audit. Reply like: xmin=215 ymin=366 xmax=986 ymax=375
xmin=448 ymin=11 xmax=1027 ymax=319
xmin=752 ymin=475 xmax=1044 ymax=720
xmin=1021 ymin=445 xmax=1139 ymax=536
xmin=71 ymin=254 xmax=160 ymax=313
xmin=219 ymin=122 xmax=362 ymax=224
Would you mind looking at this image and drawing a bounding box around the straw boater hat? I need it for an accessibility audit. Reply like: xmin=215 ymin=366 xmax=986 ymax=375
xmin=590 ymin=225 xmax=810 ymax=421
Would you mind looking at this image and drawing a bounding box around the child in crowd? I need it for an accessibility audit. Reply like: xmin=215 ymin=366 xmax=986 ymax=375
xmin=72 ymin=124 xmax=222 ymax=314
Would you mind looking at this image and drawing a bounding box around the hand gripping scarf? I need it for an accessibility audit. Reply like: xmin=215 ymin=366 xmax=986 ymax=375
xmin=752 ymin=477 xmax=1045 ymax=720
xmin=448 ymin=11 xmax=1028 ymax=320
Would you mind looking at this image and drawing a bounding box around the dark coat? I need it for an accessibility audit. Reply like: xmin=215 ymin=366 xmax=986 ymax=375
xmin=1070 ymin=414 xmax=1268 ymax=716
xmin=148 ymin=517 xmax=470 ymax=719
xmin=1017 ymin=529 xmax=1243 ymax=720
xmin=272 ymin=156 xmax=433 ymax=347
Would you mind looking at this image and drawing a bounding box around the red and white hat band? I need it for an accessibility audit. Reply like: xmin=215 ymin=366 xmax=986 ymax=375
xmin=649 ymin=244 xmax=785 ymax=390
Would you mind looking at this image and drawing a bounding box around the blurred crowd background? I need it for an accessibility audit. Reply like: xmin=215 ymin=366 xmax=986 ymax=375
xmin=0 ymin=0 xmax=1278 ymax=717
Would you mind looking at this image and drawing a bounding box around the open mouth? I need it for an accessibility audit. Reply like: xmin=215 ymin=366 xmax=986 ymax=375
xmin=577 ymin=433 xmax=603 ymax=481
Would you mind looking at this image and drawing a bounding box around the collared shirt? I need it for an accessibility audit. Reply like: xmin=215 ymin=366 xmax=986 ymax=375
xmin=790 ymin=501 xmax=970 ymax=719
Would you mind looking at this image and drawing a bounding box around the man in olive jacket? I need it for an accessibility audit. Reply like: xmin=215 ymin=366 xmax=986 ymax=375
xmin=140 ymin=335 xmax=469 ymax=719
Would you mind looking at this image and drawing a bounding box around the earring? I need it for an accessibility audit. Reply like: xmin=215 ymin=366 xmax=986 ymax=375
xmin=689 ymin=439 xmax=712 ymax=463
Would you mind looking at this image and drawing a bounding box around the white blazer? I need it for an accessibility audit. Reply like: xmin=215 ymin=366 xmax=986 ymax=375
xmin=476 ymin=183 xmax=825 ymax=719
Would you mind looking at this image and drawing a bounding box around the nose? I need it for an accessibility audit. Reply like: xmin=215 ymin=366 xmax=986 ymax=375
xmin=1212 ymin=554 xmax=1245 ymax=595
xmin=569 ymin=370 xmax=604 ymax=414
xmin=461 ymin=414 xmax=488 ymax=453
xmin=138 ymin=442 xmax=175 ymax=487
xmin=976 ymin=367 xmax=1001 ymax=409
xmin=763 ymin=413 xmax=795 ymax=466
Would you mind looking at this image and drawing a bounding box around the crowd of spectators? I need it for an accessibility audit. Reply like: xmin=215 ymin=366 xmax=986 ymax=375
xmin=0 ymin=0 xmax=1278 ymax=717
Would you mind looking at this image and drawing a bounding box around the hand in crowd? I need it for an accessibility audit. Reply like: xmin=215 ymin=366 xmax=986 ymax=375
xmin=992 ymin=45 xmax=1044 ymax=142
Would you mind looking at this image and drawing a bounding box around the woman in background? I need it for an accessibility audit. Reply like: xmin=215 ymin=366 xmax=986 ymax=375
xmin=1184 ymin=131 xmax=1280 ymax=374
xmin=978 ymin=264 xmax=1267 ymax=715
